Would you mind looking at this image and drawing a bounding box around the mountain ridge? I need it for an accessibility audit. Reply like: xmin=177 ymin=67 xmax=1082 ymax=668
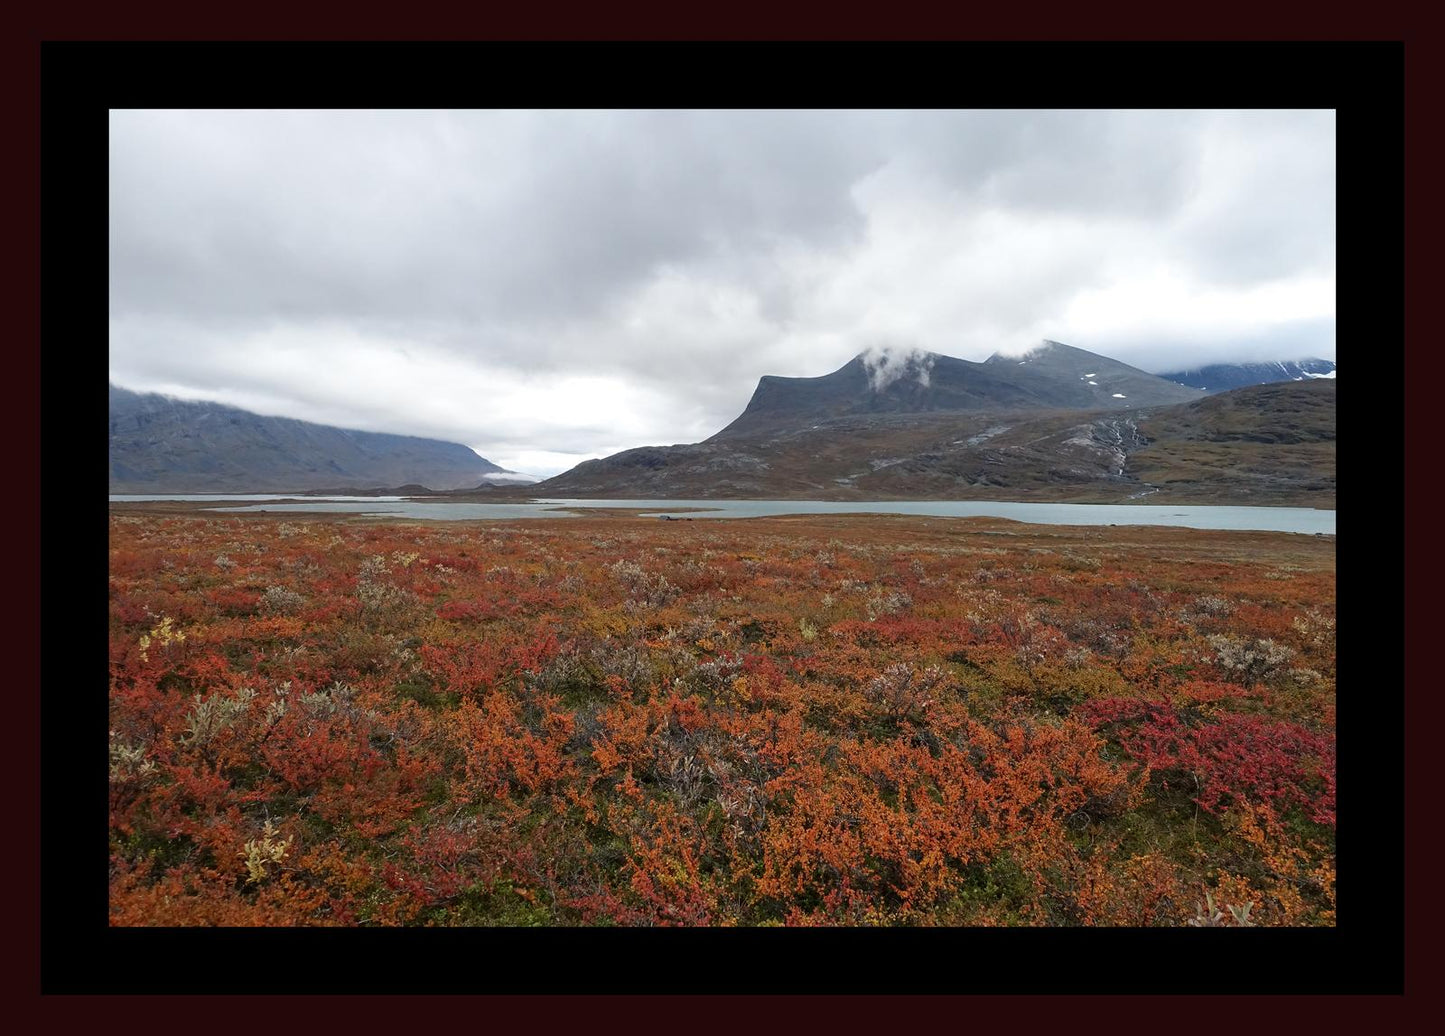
xmin=1157 ymin=357 xmax=1336 ymax=393
xmin=109 ymin=384 xmax=519 ymax=493
xmin=710 ymin=341 xmax=1201 ymax=442
xmin=534 ymin=342 xmax=1334 ymax=506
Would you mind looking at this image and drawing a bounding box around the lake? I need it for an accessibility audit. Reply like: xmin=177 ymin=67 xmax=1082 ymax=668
xmin=109 ymin=495 xmax=1336 ymax=534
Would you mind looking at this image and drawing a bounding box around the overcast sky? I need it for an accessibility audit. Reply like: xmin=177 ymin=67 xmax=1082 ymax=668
xmin=109 ymin=109 xmax=1335 ymax=477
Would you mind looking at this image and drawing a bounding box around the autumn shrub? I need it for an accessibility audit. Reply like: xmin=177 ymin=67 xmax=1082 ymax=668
xmin=1207 ymin=634 xmax=1296 ymax=686
xmin=863 ymin=663 xmax=945 ymax=724
xmin=1080 ymin=698 xmax=1335 ymax=826
xmin=109 ymin=512 xmax=1334 ymax=927
xmin=260 ymin=585 xmax=306 ymax=614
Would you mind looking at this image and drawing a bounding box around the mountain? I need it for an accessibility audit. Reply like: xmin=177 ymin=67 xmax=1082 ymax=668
xmin=1128 ymin=379 xmax=1335 ymax=504
xmin=1157 ymin=358 xmax=1336 ymax=393
xmin=109 ymin=385 xmax=516 ymax=493
xmin=711 ymin=340 xmax=1199 ymax=440
xmin=534 ymin=343 xmax=1334 ymax=506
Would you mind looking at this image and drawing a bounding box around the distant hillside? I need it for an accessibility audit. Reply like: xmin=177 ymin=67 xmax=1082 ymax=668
xmin=1129 ymin=379 xmax=1336 ymax=505
xmin=109 ymin=385 xmax=513 ymax=493
xmin=536 ymin=348 xmax=1335 ymax=507
xmin=1157 ymin=358 xmax=1335 ymax=393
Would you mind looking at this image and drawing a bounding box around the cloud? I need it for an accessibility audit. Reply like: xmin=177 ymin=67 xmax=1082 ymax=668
xmin=109 ymin=110 xmax=1335 ymax=474
xmin=859 ymin=345 xmax=936 ymax=391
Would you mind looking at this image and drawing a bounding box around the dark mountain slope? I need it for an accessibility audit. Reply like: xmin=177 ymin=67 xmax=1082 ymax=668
xmin=1128 ymin=379 xmax=1336 ymax=505
xmin=536 ymin=377 xmax=1335 ymax=507
xmin=710 ymin=353 xmax=1046 ymax=440
xmin=986 ymin=340 xmax=1203 ymax=408
xmin=711 ymin=340 xmax=1200 ymax=441
xmin=1157 ymin=358 xmax=1336 ymax=393
xmin=109 ymin=385 xmax=510 ymax=493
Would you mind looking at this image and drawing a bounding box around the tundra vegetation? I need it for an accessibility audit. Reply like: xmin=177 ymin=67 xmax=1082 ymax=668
xmin=109 ymin=512 xmax=1335 ymax=926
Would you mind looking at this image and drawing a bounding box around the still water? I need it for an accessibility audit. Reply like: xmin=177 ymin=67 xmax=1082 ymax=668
xmin=110 ymin=495 xmax=1335 ymax=534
